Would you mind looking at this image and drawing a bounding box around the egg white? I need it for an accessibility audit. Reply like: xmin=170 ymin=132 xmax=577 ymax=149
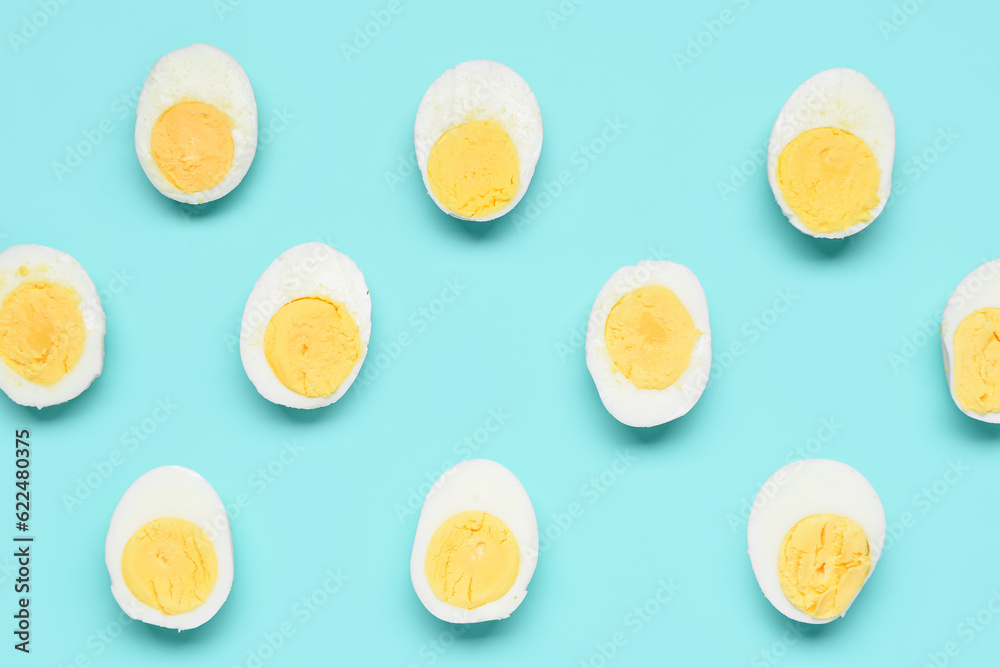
xmin=0 ymin=244 xmax=105 ymax=408
xmin=239 ymin=242 xmax=371 ymax=409
xmin=941 ymin=258 xmax=1000 ymax=422
xmin=585 ymin=260 xmax=711 ymax=428
xmin=747 ymin=459 xmax=886 ymax=624
xmin=105 ymin=466 xmax=234 ymax=631
xmin=414 ymin=60 xmax=543 ymax=222
xmin=410 ymin=459 xmax=539 ymax=624
xmin=767 ymin=68 xmax=895 ymax=239
xmin=135 ymin=43 xmax=257 ymax=205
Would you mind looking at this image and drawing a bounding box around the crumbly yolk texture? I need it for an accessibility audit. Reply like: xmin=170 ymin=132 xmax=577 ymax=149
xmin=264 ymin=297 xmax=361 ymax=398
xmin=151 ymin=101 xmax=235 ymax=193
xmin=121 ymin=517 xmax=218 ymax=616
xmin=0 ymin=279 xmax=85 ymax=385
xmin=777 ymin=127 xmax=881 ymax=234
xmin=604 ymin=285 xmax=699 ymax=390
xmin=425 ymin=511 xmax=520 ymax=610
xmin=778 ymin=514 xmax=871 ymax=620
xmin=953 ymin=308 xmax=1000 ymax=413
xmin=426 ymin=120 xmax=520 ymax=218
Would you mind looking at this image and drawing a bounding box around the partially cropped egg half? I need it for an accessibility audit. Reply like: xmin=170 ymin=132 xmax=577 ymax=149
xmin=135 ymin=44 xmax=257 ymax=204
xmin=240 ymin=242 xmax=371 ymax=409
xmin=105 ymin=466 xmax=234 ymax=630
xmin=414 ymin=60 xmax=543 ymax=221
xmin=411 ymin=460 xmax=538 ymax=623
xmin=748 ymin=459 xmax=886 ymax=624
xmin=942 ymin=259 xmax=1000 ymax=422
xmin=0 ymin=244 xmax=105 ymax=408
xmin=585 ymin=260 xmax=711 ymax=427
xmin=767 ymin=68 xmax=895 ymax=239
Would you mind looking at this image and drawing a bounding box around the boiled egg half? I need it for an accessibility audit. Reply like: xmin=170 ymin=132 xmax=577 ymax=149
xmin=105 ymin=466 xmax=234 ymax=630
xmin=0 ymin=244 xmax=105 ymax=408
xmin=942 ymin=258 xmax=1000 ymax=422
xmin=410 ymin=459 xmax=538 ymax=623
xmin=135 ymin=44 xmax=257 ymax=204
xmin=240 ymin=242 xmax=371 ymax=409
xmin=768 ymin=68 xmax=895 ymax=238
xmin=748 ymin=459 xmax=885 ymax=623
xmin=586 ymin=260 xmax=711 ymax=427
xmin=415 ymin=60 xmax=542 ymax=221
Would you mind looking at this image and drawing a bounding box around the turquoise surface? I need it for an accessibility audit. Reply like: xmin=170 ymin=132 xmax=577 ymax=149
xmin=2 ymin=0 xmax=998 ymax=665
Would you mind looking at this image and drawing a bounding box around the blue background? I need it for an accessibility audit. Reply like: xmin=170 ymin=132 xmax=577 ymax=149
xmin=2 ymin=0 xmax=998 ymax=666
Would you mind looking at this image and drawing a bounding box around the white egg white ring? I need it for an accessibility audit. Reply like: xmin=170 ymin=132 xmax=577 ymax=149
xmin=239 ymin=242 xmax=371 ymax=409
xmin=767 ymin=68 xmax=895 ymax=239
xmin=0 ymin=244 xmax=105 ymax=408
xmin=941 ymin=258 xmax=1000 ymax=423
xmin=414 ymin=60 xmax=543 ymax=222
xmin=135 ymin=43 xmax=258 ymax=205
xmin=105 ymin=466 xmax=234 ymax=631
xmin=747 ymin=459 xmax=886 ymax=624
xmin=585 ymin=260 xmax=711 ymax=428
xmin=410 ymin=459 xmax=539 ymax=624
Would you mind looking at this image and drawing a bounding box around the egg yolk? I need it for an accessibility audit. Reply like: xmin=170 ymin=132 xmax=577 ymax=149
xmin=151 ymin=101 xmax=235 ymax=194
xmin=777 ymin=514 xmax=871 ymax=620
xmin=952 ymin=308 xmax=1000 ymax=413
xmin=426 ymin=120 xmax=520 ymax=218
xmin=777 ymin=127 xmax=881 ymax=234
xmin=604 ymin=285 xmax=699 ymax=390
xmin=264 ymin=297 xmax=361 ymax=398
xmin=0 ymin=278 xmax=85 ymax=385
xmin=425 ymin=511 xmax=520 ymax=610
xmin=121 ymin=517 xmax=218 ymax=616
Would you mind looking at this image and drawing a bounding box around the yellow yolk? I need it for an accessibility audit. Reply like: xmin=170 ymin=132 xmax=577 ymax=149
xmin=953 ymin=308 xmax=1000 ymax=413
xmin=121 ymin=517 xmax=218 ymax=616
xmin=777 ymin=514 xmax=871 ymax=620
xmin=264 ymin=297 xmax=361 ymax=398
xmin=604 ymin=285 xmax=699 ymax=390
xmin=425 ymin=511 xmax=520 ymax=610
xmin=777 ymin=127 xmax=881 ymax=234
xmin=426 ymin=120 xmax=520 ymax=218
xmin=151 ymin=101 xmax=235 ymax=193
xmin=0 ymin=279 xmax=85 ymax=385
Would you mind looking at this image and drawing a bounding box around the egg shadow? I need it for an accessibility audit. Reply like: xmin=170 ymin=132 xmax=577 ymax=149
xmin=22 ymin=370 xmax=108 ymax=422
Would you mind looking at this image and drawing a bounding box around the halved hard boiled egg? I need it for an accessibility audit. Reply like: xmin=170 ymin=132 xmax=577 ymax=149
xmin=585 ymin=260 xmax=711 ymax=427
xmin=240 ymin=242 xmax=371 ymax=409
xmin=415 ymin=60 xmax=542 ymax=221
xmin=748 ymin=459 xmax=885 ymax=624
xmin=135 ymin=44 xmax=257 ymax=204
xmin=768 ymin=68 xmax=895 ymax=238
xmin=105 ymin=466 xmax=234 ymax=630
xmin=942 ymin=258 xmax=1000 ymax=422
xmin=0 ymin=244 xmax=105 ymax=408
xmin=411 ymin=459 xmax=538 ymax=623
